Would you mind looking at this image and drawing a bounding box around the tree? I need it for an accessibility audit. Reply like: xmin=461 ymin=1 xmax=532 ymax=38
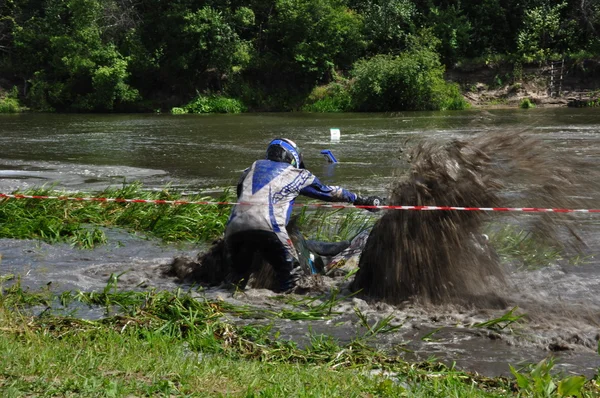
xmin=349 ymin=0 xmax=417 ymax=55
xmin=11 ymin=0 xmax=139 ymax=111
xmin=182 ymin=6 xmax=253 ymax=91
xmin=517 ymin=1 xmax=568 ymax=61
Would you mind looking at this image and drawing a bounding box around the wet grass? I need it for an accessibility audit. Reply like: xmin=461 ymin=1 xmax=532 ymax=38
xmin=472 ymin=306 xmax=526 ymax=332
xmin=0 ymin=183 xmax=232 ymax=248
xmin=487 ymin=224 xmax=564 ymax=270
xmin=295 ymin=206 xmax=376 ymax=242
xmin=2 ymin=279 xmax=599 ymax=397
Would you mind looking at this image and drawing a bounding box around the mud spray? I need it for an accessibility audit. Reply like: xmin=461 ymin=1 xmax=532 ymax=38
xmin=167 ymin=129 xmax=597 ymax=308
xmin=352 ymin=128 xmax=595 ymax=306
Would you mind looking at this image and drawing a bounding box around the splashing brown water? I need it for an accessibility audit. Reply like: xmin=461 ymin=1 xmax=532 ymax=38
xmin=351 ymin=129 xmax=592 ymax=306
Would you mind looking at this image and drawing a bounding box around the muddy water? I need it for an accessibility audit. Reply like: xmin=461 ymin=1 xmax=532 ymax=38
xmin=1 ymin=109 xmax=600 ymax=377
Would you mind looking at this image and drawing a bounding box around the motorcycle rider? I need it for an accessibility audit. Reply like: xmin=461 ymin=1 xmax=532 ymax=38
xmin=224 ymin=138 xmax=382 ymax=293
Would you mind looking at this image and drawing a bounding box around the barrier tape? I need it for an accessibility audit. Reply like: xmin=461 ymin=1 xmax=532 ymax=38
xmin=1 ymin=192 xmax=599 ymax=213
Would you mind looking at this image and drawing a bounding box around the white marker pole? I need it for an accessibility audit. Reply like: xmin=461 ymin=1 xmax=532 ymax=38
xmin=330 ymin=128 xmax=341 ymax=142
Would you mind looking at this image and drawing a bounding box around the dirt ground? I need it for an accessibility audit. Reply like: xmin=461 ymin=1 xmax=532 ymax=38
xmin=448 ymin=60 xmax=600 ymax=108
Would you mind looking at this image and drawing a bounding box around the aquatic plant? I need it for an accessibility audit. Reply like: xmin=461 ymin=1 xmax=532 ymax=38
xmin=487 ymin=225 xmax=563 ymax=269
xmin=0 ymin=183 xmax=232 ymax=247
xmin=295 ymin=206 xmax=376 ymax=242
xmin=354 ymin=307 xmax=402 ymax=338
xmin=472 ymin=306 xmax=525 ymax=332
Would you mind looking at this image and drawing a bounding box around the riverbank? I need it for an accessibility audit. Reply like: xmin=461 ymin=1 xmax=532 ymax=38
xmin=2 ymin=60 xmax=599 ymax=114
xmin=1 ymin=283 xmax=596 ymax=397
xmin=447 ymin=60 xmax=600 ymax=109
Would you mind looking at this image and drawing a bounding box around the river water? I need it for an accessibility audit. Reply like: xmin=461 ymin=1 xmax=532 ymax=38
xmin=1 ymin=109 xmax=600 ymax=377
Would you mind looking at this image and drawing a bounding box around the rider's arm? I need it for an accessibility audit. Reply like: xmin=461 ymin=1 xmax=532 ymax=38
xmin=299 ymin=174 xmax=357 ymax=203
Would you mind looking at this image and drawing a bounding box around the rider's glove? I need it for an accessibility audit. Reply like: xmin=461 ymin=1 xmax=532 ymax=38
xmin=353 ymin=196 xmax=384 ymax=212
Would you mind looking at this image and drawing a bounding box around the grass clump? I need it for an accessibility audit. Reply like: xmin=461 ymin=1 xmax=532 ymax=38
xmin=519 ymin=98 xmax=536 ymax=109
xmin=510 ymin=357 xmax=587 ymax=398
xmin=487 ymin=225 xmax=563 ymax=270
xmin=295 ymin=207 xmax=377 ymax=242
xmin=170 ymin=107 xmax=187 ymax=114
xmin=0 ymin=183 xmax=232 ymax=248
xmin=184 ymin=95 xmax=246 ymax=114
xmin=472 ymin=306 xmax=525 ymax=332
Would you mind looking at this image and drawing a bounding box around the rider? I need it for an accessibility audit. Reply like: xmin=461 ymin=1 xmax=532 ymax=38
xmin=224 ymin=138 xmax=382 ymax=293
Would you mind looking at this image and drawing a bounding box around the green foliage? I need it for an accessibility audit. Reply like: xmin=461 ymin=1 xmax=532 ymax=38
xmin=302 ymin=79 xmax=352 ymax=112
xmin=517 ymin=2 xmax=568 ymax=62
xmin=350 ymin=43 xmax=469 ymax=111
xmin=184 ymin=95 xmax=246 ymax=114
xmin=2 ymin=0 xmax=600 ymax=112
xmin=0 ymin=86 xmax=21 ymax=113
xmin=472 ymin=307 xmax=525 ymax=332
xmin=270 ymin=0 xmax=364 ymax=82
xmin=170 ymin=107 xmax=187 ymax=115
xmin=520 ymin=98 xmax=536 ymax=109
xmin=182 ymin=6 xmax=253 ymax=77
xmin=488 ymin=225 xmax=563 ymax=269
xmin=0 ymin=183 xmax=232 ymax=247
xmin=510 ymin=358 xmax=586 ymax=398
xmin=426 ymin=4 xmax=472 ymax=65
xmin=350 ymin=0 xmax=417 ymax=54
xmin=11 ymin=0 xmax=139 ymax=111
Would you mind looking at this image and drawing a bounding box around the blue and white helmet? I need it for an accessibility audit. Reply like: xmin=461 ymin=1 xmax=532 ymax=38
xmin=266 ymin=138 xmax=305 ymax=168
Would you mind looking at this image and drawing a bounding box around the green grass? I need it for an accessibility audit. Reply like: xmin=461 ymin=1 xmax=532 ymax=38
xmin=0 ymin=183 xmax=232 ymax=248
xmin=0 ymin=183 xmax=377 ymax=249
xmin=486 ymin=225 xmax=564 ymax=270
xmin=295 ymin=207 xmax=376 ymax=242
xmin=0 ymin=280 xmax=564 ymax=397
xmin=472 ymin=306 xmax=525 ymax=332
xmin=519 ymin=98 xmax=536 ymax=109
xmin=2 ymin=279 xmax=598 ymax=397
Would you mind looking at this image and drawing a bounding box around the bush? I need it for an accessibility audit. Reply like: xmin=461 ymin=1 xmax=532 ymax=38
xmin=349 ymin=47 xmax=469 ymax=111
xmin=170 ymin=107 xmax=187 ymax=115
xmin=184 ymin=95 xmax=246 ymax=114
xmin=519 ymin=98 xmax=536 ymax=109
xmin=0 ymin=87 xmax=22 ymax=113
xmin=0 ymin=97 xmax=20 ymax=113
xmin=302 ymin=80 xmax=352 ymax=112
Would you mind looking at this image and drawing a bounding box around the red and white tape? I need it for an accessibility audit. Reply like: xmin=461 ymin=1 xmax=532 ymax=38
xmin=1 ymin=192 xmax=599 ymax=213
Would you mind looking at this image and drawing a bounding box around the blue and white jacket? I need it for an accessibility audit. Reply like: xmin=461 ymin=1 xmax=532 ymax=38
xmin=225 ymin=159 xmax=357 ymax=241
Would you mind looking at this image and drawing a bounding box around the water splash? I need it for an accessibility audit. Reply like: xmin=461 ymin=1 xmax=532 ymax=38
xmin=352 ymin=129 xmax=594 ymax=306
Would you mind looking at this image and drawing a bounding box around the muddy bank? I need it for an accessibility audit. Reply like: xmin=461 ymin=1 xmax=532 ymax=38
xmin=448 ymin=60 xmax=600 ymax=108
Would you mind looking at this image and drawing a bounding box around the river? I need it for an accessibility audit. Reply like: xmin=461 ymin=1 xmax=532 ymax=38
xmin=1 ymin=108 xmax=600 ymax=377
